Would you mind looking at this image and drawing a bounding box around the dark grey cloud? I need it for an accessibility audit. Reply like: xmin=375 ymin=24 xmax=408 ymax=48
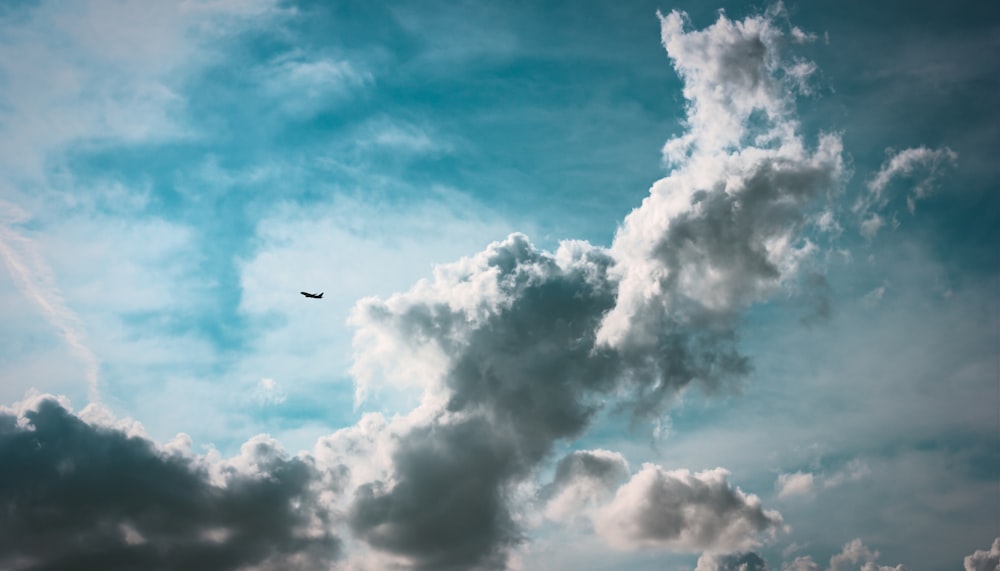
xmin=349 ymin=415 xmax=519 ymax=571
xmin=344 ymin=7 xmax=843 ymax=569
xmin=0 ymin=397 xmax=340 ymax=571
xmin=547 ymin=449 xmax=630 ymax=494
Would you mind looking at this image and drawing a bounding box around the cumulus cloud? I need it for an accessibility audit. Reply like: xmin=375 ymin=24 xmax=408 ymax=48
xmin=964 ymin=537 xmax=1000 ymax=571
xmin=697 ymin=551 xmax=771 ymax=571
xmin=593 ymin=465 xmax=782 ymax=552
xmin=784 ymin=539 xmax=907 ymax=571
xmin=342 ymin=7 xmax=841 ymax=568
xmin=0 ymin=395 xmax=341 ymax=571
xmin=538 ymin=456 xmax=783 ymax=556
xmin=601 ymin=9 xmax=843 ymax=355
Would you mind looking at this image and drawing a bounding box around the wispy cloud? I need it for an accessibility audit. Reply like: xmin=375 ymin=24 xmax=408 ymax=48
xmin=0 ymin=201 xmax=100 ymax=402
xmin=776 ymin=472 xmax=814 ymax=499
xmin=854 ymin=146 xmax=958 ymax=237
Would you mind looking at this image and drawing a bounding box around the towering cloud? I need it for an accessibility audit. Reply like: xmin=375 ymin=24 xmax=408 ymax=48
xmin=0 ymin=395 xmax=341 ymax=571
xmin=345 ymin=7 xmax=843 ymax=569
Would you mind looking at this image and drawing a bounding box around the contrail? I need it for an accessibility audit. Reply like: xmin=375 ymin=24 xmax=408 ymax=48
xmin=0 ymin=200 xmax=100 ymax=403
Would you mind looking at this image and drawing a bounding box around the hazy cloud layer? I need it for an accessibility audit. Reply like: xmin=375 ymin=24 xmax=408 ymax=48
xmin=0 ymin=395 xmax=340 ymax=571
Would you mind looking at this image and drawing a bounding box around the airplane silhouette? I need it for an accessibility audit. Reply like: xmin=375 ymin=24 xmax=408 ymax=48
xmin=300 ymin=291 xmax=324 ymax=299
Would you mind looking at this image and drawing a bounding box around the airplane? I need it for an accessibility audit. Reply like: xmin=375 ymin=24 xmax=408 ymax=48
xmin=300 ymin=291 xmax=324 ymax=299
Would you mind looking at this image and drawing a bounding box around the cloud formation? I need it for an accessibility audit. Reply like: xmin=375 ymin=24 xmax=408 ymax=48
xmin=775 ymin=471 xmax=814 ymax=498
xmin=593 ymin=465 xmax=782 ymax=552
xmin=784 ymin=539 xmax=907 ymax=571
xmin=964 ymin=538 xmax=1000 ymax=571
xmin=343 ymin=7 xmax=842 ymax=568
xmin=855 ymin=146 xmax=957 ymax=237
xmin=600 ymin=8 xmax=843 ymax=356
xmin=0 ymin=395 xmax=340 ymax=571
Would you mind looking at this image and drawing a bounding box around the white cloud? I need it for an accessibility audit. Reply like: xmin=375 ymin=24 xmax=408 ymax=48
xmin=873 ymin=147 xmax=957 ymax=208
xmin=776 ymin=471 xmax=814 ymax=499
xmin=776 ymin=459 xmax=871 ymax=501
xmin=784 ymin=539 xmax=908 ymax=571
xmin=600 ymin=9 xmax=843 ymax=351
xmin=790 ymin=27 xmax=817 ymax=44
xmin=854 ymin=146 xmax=958 ymax=234
xmin=815 ymin=210 xmax=842 ymax=236
xmin=964 ymin=537 xmax=1000 ymax=571
xmin=594 ymin=464 xmax=783 ymax=552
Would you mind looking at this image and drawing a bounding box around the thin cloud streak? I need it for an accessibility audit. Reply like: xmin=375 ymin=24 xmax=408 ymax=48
xmin=0 ymin=200 xmax=100 ymax=403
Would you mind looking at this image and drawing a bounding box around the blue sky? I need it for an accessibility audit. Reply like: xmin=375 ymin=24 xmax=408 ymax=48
xmin=0 ymin=1 xmax=997 ymax=570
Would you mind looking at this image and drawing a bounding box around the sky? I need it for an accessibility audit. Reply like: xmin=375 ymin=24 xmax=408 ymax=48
xmin=0 ymin=1 xmax=997 ymax=570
